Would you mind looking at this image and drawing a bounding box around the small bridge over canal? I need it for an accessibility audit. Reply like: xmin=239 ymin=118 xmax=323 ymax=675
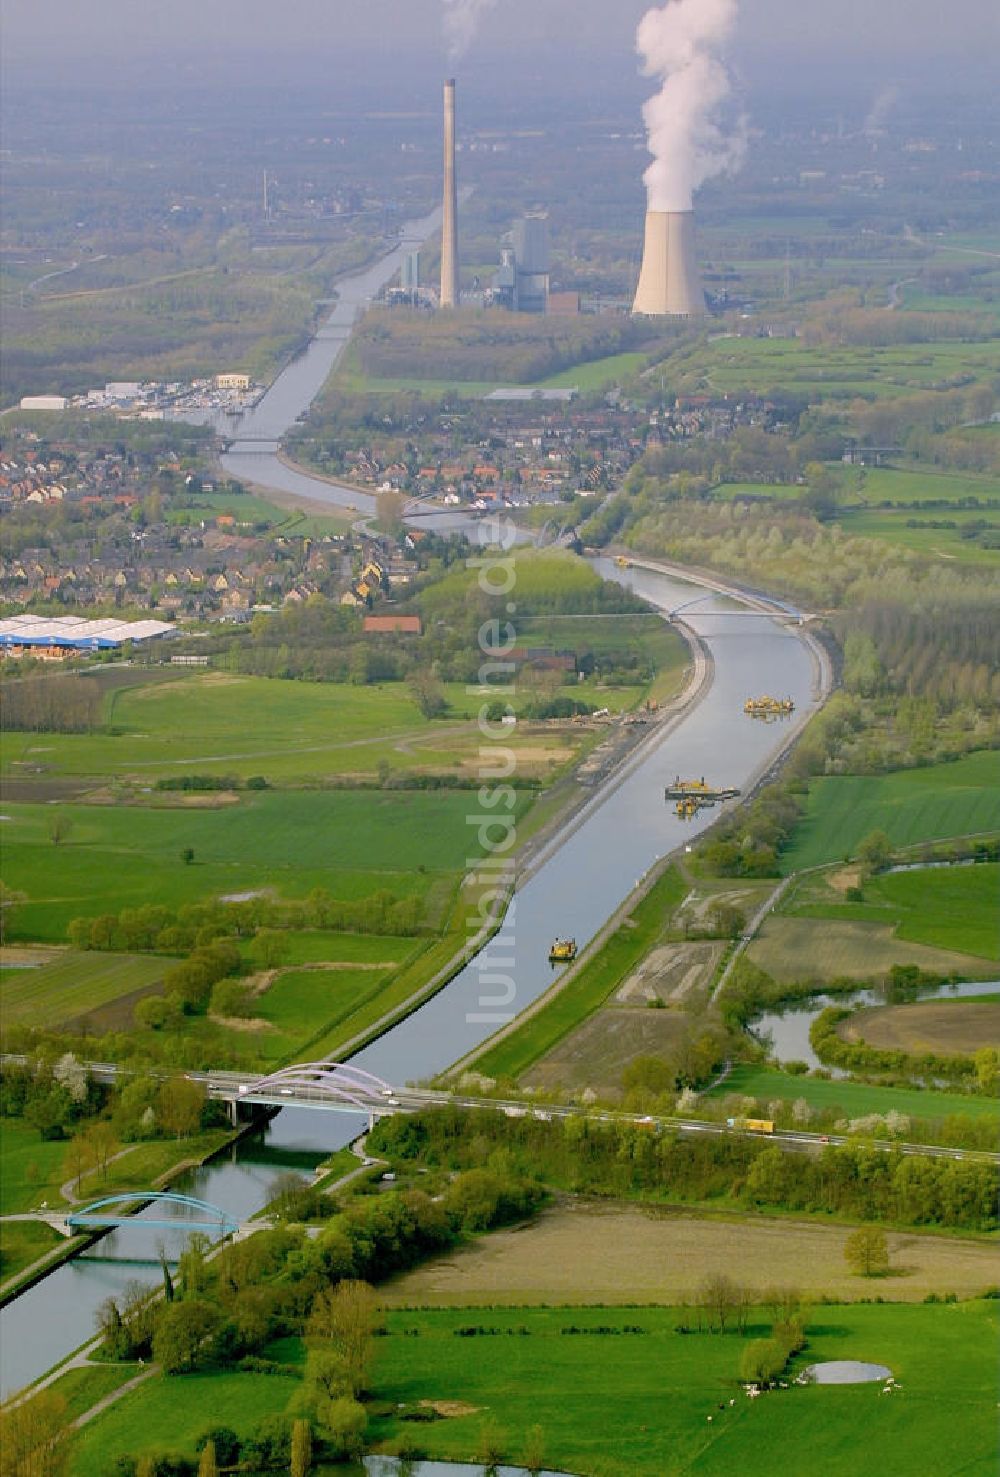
xmin=66 ymin=1192 xmax=239 ymax=1236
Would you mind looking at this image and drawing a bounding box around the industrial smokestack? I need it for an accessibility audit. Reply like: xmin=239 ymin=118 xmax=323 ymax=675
xmin=440 ymin=79 xmax=460 ymax=309
xmin=632 ymin=209 xmax=704 ymax=317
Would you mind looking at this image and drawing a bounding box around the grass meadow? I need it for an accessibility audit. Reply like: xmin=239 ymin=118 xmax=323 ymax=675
xmin=782 ymin=863 xmax=1000 ymax=962
xmin=70 ymin=1370 xmax=300 ymax=1477
xmin=367 ymin=1302 xmax=997 ymax=1477
xmin=3 ymin=669 xmax=604 ymax=784
xmin=780 ymin=753 xmax=1000 ymax=873
xmin=0 ymin=951 xmax=179 ymax=1027
xmin=1 ymin=790 xmax=520 ymax=941
xmin=678 ymin=335 xmax=1000 ymax=401
xmin=0 ymin=1118 xmax=76 ymax=1214
xmin=711 ymin=468 xmax=999 ymax=510
xmin=839 ymin=508 xmax=1000 ymax=567
xmin=704 ymin=1064 xmax=1000 ymax=1123
xmin=850 ymin=467 xmax=1000 ymax=507
xmin=64 ymin=1301 xmax=999 ymax=1477
xmin=242 ymin=964 xmax=401 ymax=1063
xmin=746 ymin=915 xmax=997 ymax=986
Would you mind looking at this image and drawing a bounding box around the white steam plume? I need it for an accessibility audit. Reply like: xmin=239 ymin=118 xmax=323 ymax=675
xmin=636 ymin=0 xmax=746 ymax=213
xmin=443 ymin=0 xmax=497 ymax=62
xmin=864 ymin=84 xmax=899 ymax=138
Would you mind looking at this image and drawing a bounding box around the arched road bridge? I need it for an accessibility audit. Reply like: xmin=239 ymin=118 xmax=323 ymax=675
xmin=225 ymin=1060 xmax=397 ymax=1121
xmin=66 ymin=1191 xmax=239 ymax=1235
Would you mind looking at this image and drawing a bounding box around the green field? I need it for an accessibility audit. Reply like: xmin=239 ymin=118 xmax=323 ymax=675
xmin=781 ymin=753 xmax=1000 ymax=873
xmin=677 ymin=335 xmax=1000 ymax=401
xmin=70 ymin=1369 xmax=299 ymax=1477
xmin=0 ymin=951 xmax=179 ymax=1026
xmin=168 ymin=489 xmax=352 ymax=536
xmin=839 ymin=507 xmax=1000 ymax=566
xmin=1 ymin=668 xmax=605 ymax=785
xmin=0 ymin=1218 xmax=63 ymax=1282
xmin=49 ymin=1363 xmax=145 ymax=1424
xmin=365 ymin=1302 xmax=997 ymax=1477
xmin=472 ymin=865 xmax=688 ymax=1083
xmin=247 ymin=964 xmax=399 ymax=1061
xmin=64 ymin=1301 xmax=998 ymax=1477
xmin=4 ymin=671 xmax=437 ymax=781
xmin=783 ymin=864 xmax=1000 ymax=961
xmin=851 ymin=467 xmax=1000 ymax=507
xmin=267 ymin=931 xmax=418 ymax=967
xmin=535 ymin=350 xmax=651 ymax=389
xmin=0 ymin=1118 xmax=75 ymax=1214
xmin=2 ymin=790 xmax=522 ymax=941
xmin=705 ymin=1065 xmax=1000 ymax=1123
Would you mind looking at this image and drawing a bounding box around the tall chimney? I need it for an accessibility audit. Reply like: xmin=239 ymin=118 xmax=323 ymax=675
xmin=632 ymin=210 xmax=704 ymax=317
xmin=440 ymin=79 xmax=459 ymax=309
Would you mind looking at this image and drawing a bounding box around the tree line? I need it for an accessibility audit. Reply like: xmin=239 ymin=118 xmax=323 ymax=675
xmin=369 ymin=1107 xmax=998 ymax=1234
xmin=1 ymin=673 xmax=104 ymax=733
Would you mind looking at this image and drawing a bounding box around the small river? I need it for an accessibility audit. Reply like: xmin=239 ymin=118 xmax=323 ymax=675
xmin=754 ymin=979 xmax=1000 ymax=1073
xmin=0 ymin=212 xmax=827 ymax=1398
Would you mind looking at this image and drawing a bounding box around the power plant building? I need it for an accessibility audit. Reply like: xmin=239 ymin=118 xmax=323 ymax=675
xmin=632 ymin=210 xmax=705 ymax=317
xmin=511 ymin=215 xmax=550 ymax=314
xmin=489 ymin=214 xmax=550 ymax=314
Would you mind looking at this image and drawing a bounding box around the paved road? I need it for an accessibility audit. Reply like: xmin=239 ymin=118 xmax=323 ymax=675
xmin=4 ymin=1056 xmax=994 ymax=1166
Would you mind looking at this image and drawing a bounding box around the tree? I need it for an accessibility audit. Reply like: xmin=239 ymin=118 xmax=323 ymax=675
xmin=476 ymin=1415 xmax=506 ymax=1466
xmin=209 ymin=979 xmax=254 ymax=1018
xmin=81 ymin=1120 xmax=120 ymax=1182
xmin=48 ymin=812 xmax=73 ymax=846
xmin=251 ymin=929 xmax=289 ymax=969
xmin=318 ymin=1397 xmax=366 ymax=1461
xmin=739 ymin=1337 xmax=785 ymax=1386
xmin=857 ymin=829 xmax=893 ymax=873
xmin=306 ymin=1280 xmax=380 ymax=1396
xmin=697 ymin=1273 xmax=745 ymax=1333
xmin=52 ymin=1053 xmax=88 ymax=1104
xmin=707 ymin=900 xmax=746 ymax=939
xmin=844 ymin=1225 xmax=890 ymax=1277
xmin=290 ymin=1419 xmax=313 ymax=1477
xmin=156 ymin=1076 xmax=204 ymax=1140
xmin=63 ymin=1135 xmax=88 ymax=1196
xmin=195 ymin=1429 xmax=239 ymax=1469
xmin=152 ymin=1298 xmax=223 ymax=1373
xmin=0 ymin=881 xmax=25 ymax=946
xmin=197 ymin=1440 xmax=218 ymax=1477
xmin=181 ymin=847 xmax=195 ymax=865
xmin=302 ymin=1347 xmax=352 ymax=1421
xmin=0 ymin=1389 xmax=70 ymax=1477
xmin=407 ymin=667 xmax=447 ymax=719
xmin=134 ymin=996 xmax=171 ymax=1031
xmin=521 ymin=1423 xmax=546 ymax=1474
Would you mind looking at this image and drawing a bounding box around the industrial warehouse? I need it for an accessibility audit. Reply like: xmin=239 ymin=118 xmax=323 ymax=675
xmin=0 ymin=614 xmax=176 ymax=658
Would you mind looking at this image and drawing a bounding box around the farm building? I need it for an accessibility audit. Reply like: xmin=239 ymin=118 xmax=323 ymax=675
xmin=0 ymin=614 xmax=176 ymax=659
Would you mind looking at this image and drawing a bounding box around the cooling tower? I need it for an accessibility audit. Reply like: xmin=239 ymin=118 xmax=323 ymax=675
xmin=440 ymin=79 xmax=460 ymax=309
xmin=632 ymin=210 xmax=704 ymax=317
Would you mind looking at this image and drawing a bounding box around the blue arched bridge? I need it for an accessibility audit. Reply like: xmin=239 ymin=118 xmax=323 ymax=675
xmin=66 ymin=1191 xmax=239 ymax=1235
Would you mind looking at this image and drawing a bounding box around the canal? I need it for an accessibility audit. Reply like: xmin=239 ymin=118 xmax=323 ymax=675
xmin=0 ymin=216 xmax=827 ymax=1398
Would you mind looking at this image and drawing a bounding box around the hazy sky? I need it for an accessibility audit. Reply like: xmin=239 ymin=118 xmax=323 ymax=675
xmin=3 ymin=0 xmax=996 ymax=83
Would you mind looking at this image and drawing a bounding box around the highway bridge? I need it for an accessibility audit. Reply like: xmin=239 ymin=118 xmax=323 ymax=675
xmin=1 ymin=1056 xmax=994 ymax=1165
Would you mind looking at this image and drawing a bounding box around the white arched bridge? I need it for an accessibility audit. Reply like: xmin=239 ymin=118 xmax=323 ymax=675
xmin=229 ymin=1060 xmax=396 ymax=1115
